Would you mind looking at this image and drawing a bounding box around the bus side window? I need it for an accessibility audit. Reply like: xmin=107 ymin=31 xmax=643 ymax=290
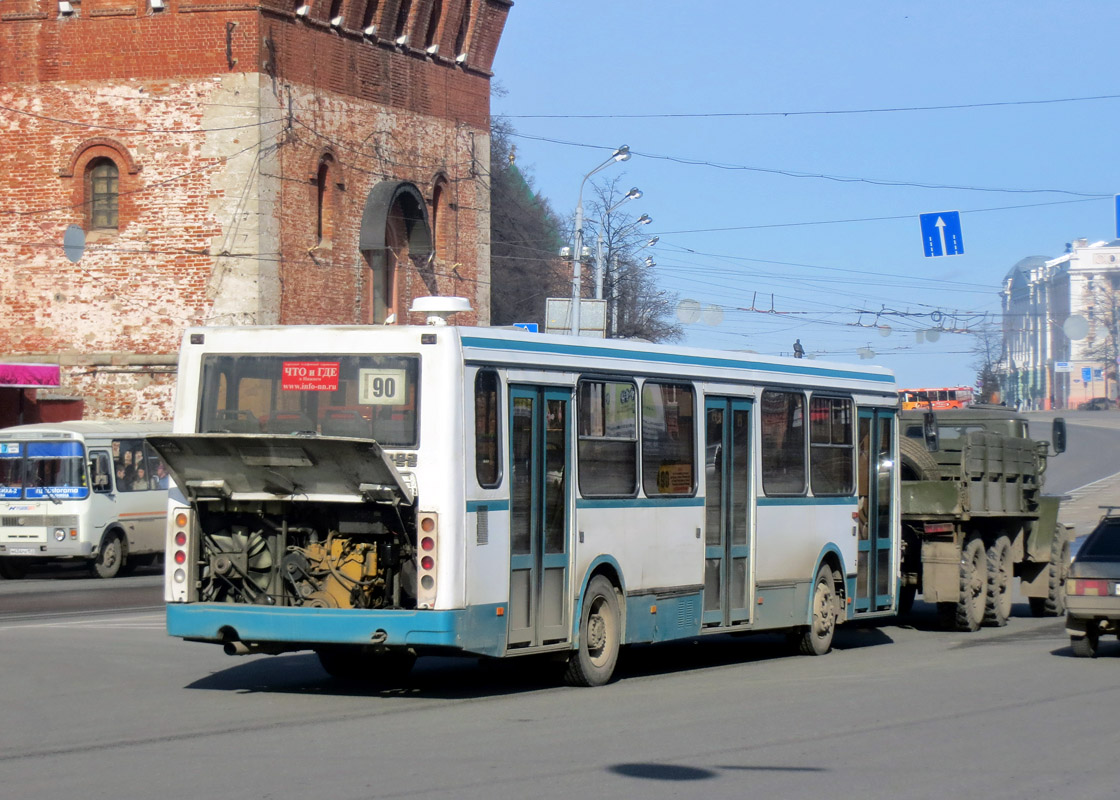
xmin=89 ymin=451 xmax=113 ymax=493
xmin=578 ymin=380 xmax=638 ymax=497
xmin=475 ymin=370 xmax=501 ymax=488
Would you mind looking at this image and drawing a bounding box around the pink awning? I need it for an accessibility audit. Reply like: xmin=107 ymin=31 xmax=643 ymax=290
xmin=0 ymin=363 xmax=61 ymax=388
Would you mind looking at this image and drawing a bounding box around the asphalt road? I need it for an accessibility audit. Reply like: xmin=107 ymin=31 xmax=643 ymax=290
xmin=0 ymin=599 xmax=1116 ymax=800
xmin=2 ymin=411 xmax=1117 ymax=799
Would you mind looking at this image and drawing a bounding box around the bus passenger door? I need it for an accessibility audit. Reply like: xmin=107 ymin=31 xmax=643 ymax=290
xmin=855 ymin=410 xmax=897 ymax=613
xmin=507 ymin=386 xmax=571 ymax=648
xmin=703 ymin=397 xmax=753 ymax=627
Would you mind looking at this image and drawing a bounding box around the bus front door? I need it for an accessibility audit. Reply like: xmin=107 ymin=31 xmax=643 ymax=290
xmin=855 ymin=409 xmax=897 ymax=613
xmin=507 ymin=386 xmax=571 ymax=649
xmin=703 ymin=397 xmax=753 ymax=627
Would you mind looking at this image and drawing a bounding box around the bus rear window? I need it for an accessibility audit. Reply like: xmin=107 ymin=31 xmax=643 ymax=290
xmin=198 ymin=354 xmax=420 ymax=447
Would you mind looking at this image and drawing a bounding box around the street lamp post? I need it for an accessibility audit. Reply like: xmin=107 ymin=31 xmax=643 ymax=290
xmin=571 ymin=145 xmax=630 ymax=336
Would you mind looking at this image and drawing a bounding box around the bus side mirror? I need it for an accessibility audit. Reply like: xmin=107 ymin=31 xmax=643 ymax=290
xmin=922 ymin=411 xmax=939 ymax=452
xmin=1051 ymin=417 xmax=1067 ymax=455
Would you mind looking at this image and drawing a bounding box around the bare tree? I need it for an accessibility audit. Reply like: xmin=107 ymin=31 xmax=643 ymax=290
xmin=971 ymin=318 xmax=1003 ymax=403
xmin=585 ymin=178 xmax=683 ymax=343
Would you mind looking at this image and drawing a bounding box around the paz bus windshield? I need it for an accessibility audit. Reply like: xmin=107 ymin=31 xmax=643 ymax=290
xmin=0 ymin=440 xmax=89 ymax=500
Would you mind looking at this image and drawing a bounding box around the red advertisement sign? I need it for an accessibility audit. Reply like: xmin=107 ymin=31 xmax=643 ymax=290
xmin=281 ymin=361 xmax=340 ymax=392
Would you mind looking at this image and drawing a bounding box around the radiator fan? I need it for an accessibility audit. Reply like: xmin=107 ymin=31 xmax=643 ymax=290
xmin=200 ymin=525 xmax=274 ymax=603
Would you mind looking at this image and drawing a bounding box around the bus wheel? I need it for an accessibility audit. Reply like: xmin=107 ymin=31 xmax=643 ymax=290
xmin=564 ymin=575 xmax=622 ymax=687
xmin=799 ymin=564 xmax=838 ymax=656
xmin=92 ymin=532 xmax=125 ymax=579
xmin=983 ymin=535 xmax=1013 ymax=627
xmin=0 ymin=557 xmax=28 ymax=580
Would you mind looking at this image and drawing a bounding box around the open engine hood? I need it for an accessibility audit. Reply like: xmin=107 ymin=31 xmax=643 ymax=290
xmin=148 ymin=434 xmax=414 ymax=505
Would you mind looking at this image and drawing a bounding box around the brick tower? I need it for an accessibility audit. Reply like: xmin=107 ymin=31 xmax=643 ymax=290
xmin=0 ymin=0 xmax=510 ymax=422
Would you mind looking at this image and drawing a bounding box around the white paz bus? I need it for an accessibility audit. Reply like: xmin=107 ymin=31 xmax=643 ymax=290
xmin=155 ymin=309 xmax=900 ymax=686
xmin=0 ymin=420 xmax=173 ymax=579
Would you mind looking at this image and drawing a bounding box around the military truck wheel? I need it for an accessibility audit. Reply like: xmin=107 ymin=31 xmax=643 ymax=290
xmin=1029 ymin=524 xmax=1069 ymax=617
xmin=899 ymin=436 xmax=941 ymax=481
xmin=983 ymin=535 xmax=1013 ymax=627
xmin=943 ymin=534 xmax=986 ymax=631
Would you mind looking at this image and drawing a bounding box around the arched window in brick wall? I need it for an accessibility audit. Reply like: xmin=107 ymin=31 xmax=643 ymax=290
xmin=360 ymin=181 xmax=432 ymax=325
xmin=316 ymin=155 xmax=336 ymax=245
xmin=87 ymin=158 xmax=119 ymax=231
xmin=424 ymin=0 xmax=443 ymax=49
xmin=328 ymin=0 xmax=343 ymax=24
xmin=430 ymin=174 xmax=451 ymax=265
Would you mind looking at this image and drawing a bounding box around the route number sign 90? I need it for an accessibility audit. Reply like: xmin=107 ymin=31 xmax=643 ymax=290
xmin=359 ymin=369 xmax=407 ymax=405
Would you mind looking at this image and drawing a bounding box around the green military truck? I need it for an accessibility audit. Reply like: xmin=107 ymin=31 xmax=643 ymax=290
xmin=898 ymin=405 xmax=1070 ymax=631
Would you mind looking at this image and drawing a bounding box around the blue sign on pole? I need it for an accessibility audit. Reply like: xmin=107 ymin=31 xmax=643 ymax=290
xmin=513 ymin=322 xmax=539 ymax=333
xmin=920 ymin=211 xmax=965 ymax=257
xmin=1082 ymin=366 xmax=1092 ymax=382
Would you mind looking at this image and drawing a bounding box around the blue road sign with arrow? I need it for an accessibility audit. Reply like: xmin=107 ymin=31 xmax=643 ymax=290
xmin=920 ymin=211 xmax=965 ymax=257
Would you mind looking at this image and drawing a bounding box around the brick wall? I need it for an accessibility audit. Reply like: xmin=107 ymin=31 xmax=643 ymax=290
xmin=0 ymin=0 xmax=509 ymax=421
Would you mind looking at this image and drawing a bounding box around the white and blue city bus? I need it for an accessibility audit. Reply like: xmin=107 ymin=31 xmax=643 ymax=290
xmin=155 ymin=308 xmax=899 ymax=685
xmin=0 ymin=420 xmax=172 ymax=578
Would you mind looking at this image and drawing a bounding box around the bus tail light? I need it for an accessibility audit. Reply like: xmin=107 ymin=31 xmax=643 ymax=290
xmin=416 ymin=512 xmax=438 ymax=609
xmin=167 ymin=506 xmax=192 ymax=602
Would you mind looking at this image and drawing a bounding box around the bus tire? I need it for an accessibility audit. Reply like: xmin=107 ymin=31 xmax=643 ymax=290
xmin=983 ymin=535 xmax=1013 ymax=627
xmin=0 ymin=557 xmax=28 ymax=580
xmin=1030 ymin=524 xmax=1069 ymax=617
xmin=564 ymin=575 xmax=622 ymax=687
xmin=946 ymin=534 xmax=986 ymax=632
xmin=92 ymin=532 xmax=126 ymax=579
xmin=799 ymin=564 xmax=839 ymax=656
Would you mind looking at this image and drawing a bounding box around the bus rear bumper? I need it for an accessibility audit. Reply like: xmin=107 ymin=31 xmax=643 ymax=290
xmin=166 ymin=603 xmax=507 ymax=657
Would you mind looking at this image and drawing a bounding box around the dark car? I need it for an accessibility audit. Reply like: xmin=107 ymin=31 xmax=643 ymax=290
xmin=1066 ymin=510 xmax=1120 ymax=656
xmin=1077 ymin=397 xmax=1114 ymax=411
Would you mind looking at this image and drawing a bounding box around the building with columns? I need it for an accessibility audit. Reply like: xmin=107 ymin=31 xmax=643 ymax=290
xmin=0 ymin=0 xmax=510 ymax=424
xmin=1000 ymin=237 xmax=1120 ymax=410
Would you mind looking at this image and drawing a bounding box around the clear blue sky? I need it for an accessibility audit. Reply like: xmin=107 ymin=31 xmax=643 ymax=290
xmin=490 ymin=1 xmax=1120 ymax=390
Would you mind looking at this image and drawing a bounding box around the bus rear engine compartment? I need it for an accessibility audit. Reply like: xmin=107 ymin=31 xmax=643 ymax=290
xmin=196 ymin=503 xmax=418 ymax=610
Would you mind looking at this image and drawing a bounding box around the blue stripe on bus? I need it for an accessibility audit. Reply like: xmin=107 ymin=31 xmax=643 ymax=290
xmin=576 ymin=496 xmax=705 ymax=510
xmin=757 ymin=496 xmax=858 ymax=506
xmin=466 ymin=500 xmax=510 ymax=513
xmin=460 ymin=335 xmax=894 ymax=384
xmin=166 ymin=602 xmax=508 ymax=657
